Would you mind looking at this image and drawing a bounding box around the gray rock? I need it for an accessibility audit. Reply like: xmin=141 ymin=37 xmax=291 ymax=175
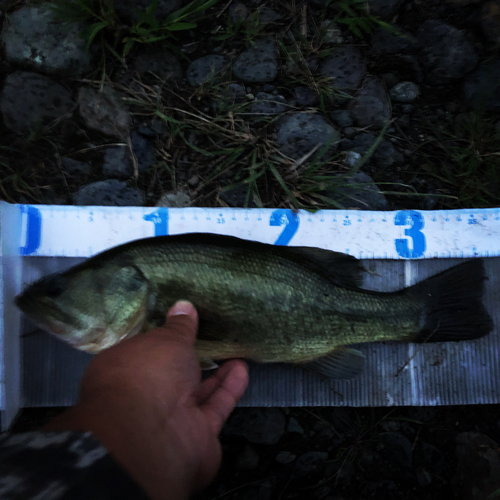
xmin=294 ymin=451 xmax=329 ymax=478
xmin=223 ymin=408 xmax=286 ymax=445
xmin=156 ymin=190 xmax=191 ymax=208
xmin=251 ymin=92 xmax=287 ymax=114
xmin=320 ymin=46 xmax=366 ymax=98
xmin=134 ymin=49 xmax=183 ymax=83
xmin=368 ymin=0 xmax=405 ymax=18
xmin=103 ymin=147 xmax=133 ymax=179
xmin=229 ymin=2 xmax=248 ymax=23
xmin=78 ymin=86 xmax=130 ymax=138
xmin=258 ymin=7 xmax=283 ymax=24
xmin=349 ymin=132 xmax=404 ymax=167
xmin=114 ymin=0 xmax=182 ymax=24
xmin=275 ymin=451 xmax=297 ymax=464
xmin=481 ymin=1 xmax=500 ymax=43
xmin=330 ymin=109 xmax=353 ymax=128
xmin=380 ymin=432 xmax=413 ymax=468
xmin=395 ymin=113 xmax=411 ymax=130
xmin=187 ymin=55 xmax=229 ymax=87
xmin=344 ymin=151 xmax=362 ymax=167
xmin=1 ymin=71 xmax=75 ymax=135
xmin=401 ymin=104 xmax=414 ymax=113
xmin=331 ymin=172 xmax=389 ymax=210
xmin=62 ymin=157 xmax=91 ymax=177
xmin=2 ymin=5 xmax=92 ymax=77
xmin=348 ymin=77 xmax=391 ymax=128
xmin=390 ymin=81 xmax=420 ymax=102
xmin=219 ymin=184 xmax=256 ymax=207
xmin=225 ymin=83 xmax=246 ymax=102
xmin=371 ymin=25 xmax=418 ymax=54
xmin=417 ymin=20 xmax=479 ymax=85
xmin=453 ymin=432 xmax=500 ymax=500
xmin=416 ymin=467 xmax=432 ymax=487
xmin=235 ymin=444 xmax=259 ymax=470
xmin=320 ymin=20 xmax=344 ymax=44
xmin=131 ymin=131 xmax=154 ymax=170
xmin=276 ymin=113 xmax=340 ymax=161
xmin=73 ymin=180 xmax=144 ymax=206
xmin=463 ymin=59 xmax=500 ymax=111
xmin=233 ymin=37 xmax=279 ymax=83
xmin=294 ymin=86 xmax=319 ymax=106
xmin=287 ymin=417 xmax=305 ymax=435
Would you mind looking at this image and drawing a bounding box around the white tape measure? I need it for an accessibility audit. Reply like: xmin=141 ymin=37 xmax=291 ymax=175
xmin=14 ymin=204 xmax=500 ymax=259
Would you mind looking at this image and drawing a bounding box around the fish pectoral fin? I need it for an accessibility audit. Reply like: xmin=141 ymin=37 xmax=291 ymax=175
xmin=199 ymin=358 xmax=219 ymax=370
xmin=305 ymin=347 xmax=366 ymax=380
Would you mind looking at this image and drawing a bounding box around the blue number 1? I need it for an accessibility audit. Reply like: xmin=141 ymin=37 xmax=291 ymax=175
xmin=270 ymin=209 xmax=299 ymax=246
xmin=144 ymin=208 xmax=169 ymax=236
xmin=395 ymin=210 xmax=426 ymax=258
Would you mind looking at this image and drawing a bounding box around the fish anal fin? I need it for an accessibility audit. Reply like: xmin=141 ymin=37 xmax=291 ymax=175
xmin=305 ymin=347 xmax=366 ymax=380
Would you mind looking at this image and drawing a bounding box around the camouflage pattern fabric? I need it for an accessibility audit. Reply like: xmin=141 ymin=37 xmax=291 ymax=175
xmin=0 ymin=431 xmax=149 ymax=499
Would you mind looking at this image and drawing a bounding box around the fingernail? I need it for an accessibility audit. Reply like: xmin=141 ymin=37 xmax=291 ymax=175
xmin=168 ymin=300 xmax=195 ymax=317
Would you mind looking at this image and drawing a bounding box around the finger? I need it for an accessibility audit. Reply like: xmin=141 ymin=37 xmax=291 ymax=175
xmin=196 ymin=360 xmax=245 ymax=404
xmin=148 ymin=301 xmax=199 ymax=345
xmin=200 ymin=359 xmax=249 ymax=435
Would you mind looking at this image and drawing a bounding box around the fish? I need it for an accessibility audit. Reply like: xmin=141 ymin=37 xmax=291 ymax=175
xmin=15 ymin=233 xmax=494 ymax=379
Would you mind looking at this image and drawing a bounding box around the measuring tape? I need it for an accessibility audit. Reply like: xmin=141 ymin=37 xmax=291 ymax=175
xmin=13 ymin=203 xmax=500 ymax=259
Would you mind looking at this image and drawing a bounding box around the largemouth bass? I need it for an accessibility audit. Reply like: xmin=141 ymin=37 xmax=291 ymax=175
xmin=15 ymin=234 xmax=493 ymax=379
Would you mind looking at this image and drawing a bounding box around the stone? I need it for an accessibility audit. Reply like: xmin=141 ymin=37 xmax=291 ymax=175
xmin=73 ymin=180 xmax=144 ymax=206
xmin=287 ymin=417 xmax=305 ymax=435
xmin=319 ymin=46 xmax=366 ymax=98
xmin=416 ymin=467 xmax=432 ymax=487
xmin=275 ymin=451 xmax=297 ymax=464
xmin=344 ymin=151 xmax=362 ymax=168
xmin=276 ymin=113 xmax=340 ymax=161
xmin=156 ymin=190 xmax=191 ymax=208
xmin=379 ymin=432 xmax=413 ymax=468
xmin=251 ymin=92 xmax=287 ymax=114
xmin=330 ymin=172 xmax=389 ymax=210
xmin=463 ymin=59 xmax=500 ymax=111
xmin=134 ymin=49 xmax=183 ymax=83
xmin=223 ymin=408 xmax=286 ymax=445
xmin=368 ymin=0 xmax=405 ymax=18
xmin=258 ymin=7 xmax=283 ymax=24
xmin=320 ymin=20 xmax=343 ymax=44
xmin=417 ymin=20 xmax=479 ymax=85
xmin=229 ymin=2 xmax=248 ymax=23
xmin=390 ymin=81 xmax=420 ymax=102
xmin=2 ymin=5 xmax=92 ymax=77
xmin=481 ymin=1 xmax=500 ymax=43
xmin=219 ymin=184 xmax=256 ymax=207
xmin=235 ymin=444 xmax=259 ymax=470
xmin=233 ymin=37 xmax=279 ymax=83
xmin=349 ymin=132 xmax=405 ymax=167
xmin=78 ymin=86 xmax=130 ymax=138
xmin=1 ymin=71 xmax=75 ymax=135
xmin=131 ymin=131 xmax=154 ymax=171
xmin=294 ymin=86 xmax=319 ymax=107
xmin=62 ymin=158 xmax=91 ymax=177
xmin=452 ymin=432 xmax=500 ymax=500
xmin=187 ymin=55 xmax=229 ymax=86
xmin=348 ymin=77 xmax=391 ymax=128
xmin=103 ymin=147 xmax=133 ymax=179
xmin=225 ymin=83 xmax=246 ymax=102
xmin=114 ymin=0 xmax=183 ymax=24
xmin=294 ymin=451 xmax=329 ymax=478
xmin=330 ymin=110 xmax=353 ymax=128
xmin=371 ymin=25 xmax=418 ymax=54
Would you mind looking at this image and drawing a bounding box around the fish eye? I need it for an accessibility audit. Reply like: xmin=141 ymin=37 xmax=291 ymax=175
xmin=43 ymin=275 xmax=68 ymax=298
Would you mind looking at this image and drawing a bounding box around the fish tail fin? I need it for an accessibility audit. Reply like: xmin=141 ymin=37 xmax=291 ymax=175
xmin=408 ymin=259 xmax=493 ymax=343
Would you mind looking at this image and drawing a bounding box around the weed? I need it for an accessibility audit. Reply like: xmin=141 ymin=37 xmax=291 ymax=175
xmin=215 ymin=9 xmax=266 ymax=46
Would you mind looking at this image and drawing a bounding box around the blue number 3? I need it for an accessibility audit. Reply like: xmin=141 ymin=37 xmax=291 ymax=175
xmin=394 ymin=210 xmax=426 ymax=258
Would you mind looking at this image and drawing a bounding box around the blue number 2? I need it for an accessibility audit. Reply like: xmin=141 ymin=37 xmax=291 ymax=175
xmin=270 ymin=209 xmax=299 ymax=246
xmin=395 ymin=210 xmax=426 ymax=258
xmin=144 ymin=208 xmax=169 ymax=236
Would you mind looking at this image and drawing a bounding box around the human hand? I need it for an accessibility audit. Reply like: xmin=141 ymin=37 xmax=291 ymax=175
xmin=43 ymin=301 xmax=249 ymax=500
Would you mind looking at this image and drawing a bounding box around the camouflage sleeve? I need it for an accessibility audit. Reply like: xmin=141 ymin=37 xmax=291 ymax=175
xmin=0 ymin=431 xmax=150 ymax=499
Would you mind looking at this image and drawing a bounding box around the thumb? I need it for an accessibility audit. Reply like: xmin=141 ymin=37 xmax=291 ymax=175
xmin=151 ymin=300 xmax=199 ymax=345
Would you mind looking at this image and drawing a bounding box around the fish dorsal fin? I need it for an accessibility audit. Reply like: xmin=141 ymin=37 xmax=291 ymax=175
xmin=285 ymin=247 xmax=365 ymax=288
xmin=305 ymin=347 xmax=366 ymax=380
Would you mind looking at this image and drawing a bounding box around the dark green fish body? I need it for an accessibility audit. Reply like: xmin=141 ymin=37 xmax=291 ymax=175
xmin=15 ymin=233 xmax=493 ymax=379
